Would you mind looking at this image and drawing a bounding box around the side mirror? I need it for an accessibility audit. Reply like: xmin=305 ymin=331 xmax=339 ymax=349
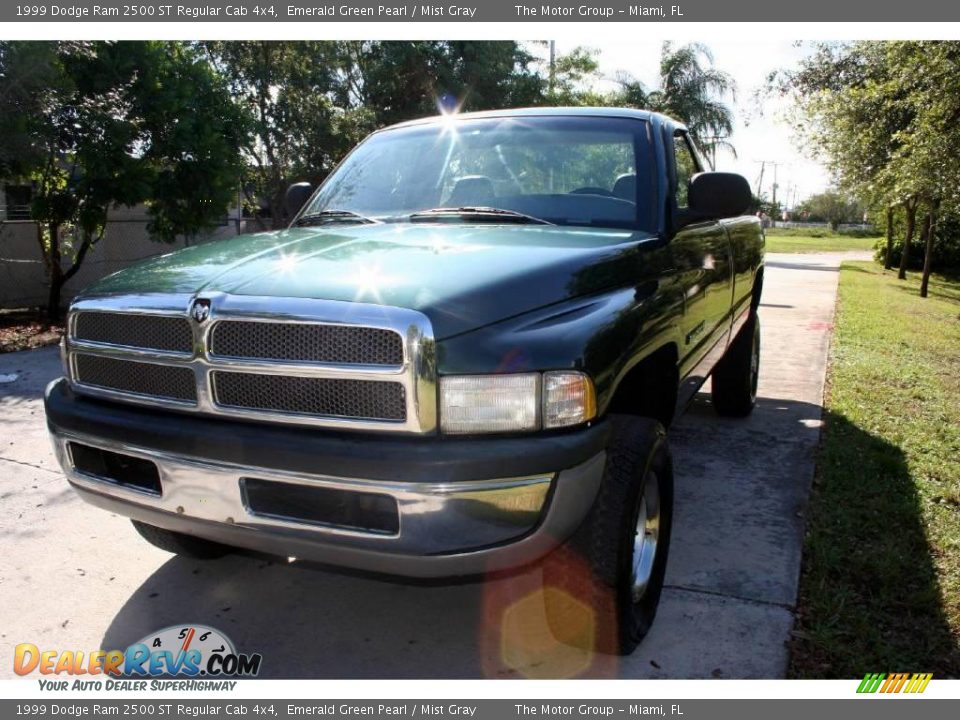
xmin=285 ymin=182 xmax=314 ymax=219
xmin=687 ymin=172 xmax=752 ymax=221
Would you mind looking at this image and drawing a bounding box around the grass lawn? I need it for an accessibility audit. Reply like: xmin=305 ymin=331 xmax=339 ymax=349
xmin=764 ymin=227 xmax=879 ymax=254
xmin=789 ymin=262 xmax=960 ymax=677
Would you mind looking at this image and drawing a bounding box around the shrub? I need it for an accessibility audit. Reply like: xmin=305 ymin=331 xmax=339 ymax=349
xmin=875 ymin=213 xmax=960 ymax=269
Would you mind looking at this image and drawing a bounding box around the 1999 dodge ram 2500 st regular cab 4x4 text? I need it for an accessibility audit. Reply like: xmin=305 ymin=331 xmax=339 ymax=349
xmin=44 ymin=108 xmax=763 ymax=655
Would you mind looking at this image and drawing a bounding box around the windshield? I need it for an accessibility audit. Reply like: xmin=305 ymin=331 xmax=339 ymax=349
xmin=299 ymin=115 xmax=656 ymax=231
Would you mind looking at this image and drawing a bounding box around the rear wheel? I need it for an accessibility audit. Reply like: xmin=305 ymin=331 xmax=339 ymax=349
xmin=542 ymin=416 xmax=673 ymax=655
xmin=711 ymin=311 xmax=761 ymax=417
xmin=131 ymin=520 xmax=231 ymax=559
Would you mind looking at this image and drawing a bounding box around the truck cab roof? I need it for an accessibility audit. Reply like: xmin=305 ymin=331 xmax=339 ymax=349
xmin=381 ymin=106 xmax=687 ymax=134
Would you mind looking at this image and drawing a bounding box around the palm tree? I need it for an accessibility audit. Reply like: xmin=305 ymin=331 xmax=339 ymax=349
xmin=616 ymin=42 xmax=737 ymax=167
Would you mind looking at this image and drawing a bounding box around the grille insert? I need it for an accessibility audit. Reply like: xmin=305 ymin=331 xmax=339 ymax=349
xmin=210 ymin=321 xmax=404 ymax=366
xmin=74 ymin=312 xmax=193 ymax=353
xmin=242 ymin=478 xmax=399 ymax=535
xmin=69 ymin=443 xmax=162 ymax=495
xmin=74 ymin=354 xmax=197 ymax=403
xmin=212 ymin=371 xmax=406 ymax=421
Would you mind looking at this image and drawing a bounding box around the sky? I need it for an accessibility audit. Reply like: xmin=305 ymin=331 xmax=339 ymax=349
xmin=548 ymin=39 xmax=832 ymax=207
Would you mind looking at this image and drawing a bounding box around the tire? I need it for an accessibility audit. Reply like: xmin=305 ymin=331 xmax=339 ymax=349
xmin=542 ymin=415 xmax=673 ymax=655
xmin=711 ymin=311 xmax=761 ymax=417
xmin=131 ymin=520 xmax=231 ymax=559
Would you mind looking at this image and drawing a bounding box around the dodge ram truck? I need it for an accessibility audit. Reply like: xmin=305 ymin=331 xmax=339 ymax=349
xmin=44 ymin=108 xmax=764 ymax=655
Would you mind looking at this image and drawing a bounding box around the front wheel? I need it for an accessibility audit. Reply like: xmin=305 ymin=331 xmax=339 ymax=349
xmin=542 ymin=416 xmax=673 ymax=655
xmin=131 ymin=520 xmax=231 ymax=559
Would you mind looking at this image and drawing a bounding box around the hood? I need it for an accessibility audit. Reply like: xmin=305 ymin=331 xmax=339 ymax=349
xmin=84 ymin=223 xmax=657 ymax=338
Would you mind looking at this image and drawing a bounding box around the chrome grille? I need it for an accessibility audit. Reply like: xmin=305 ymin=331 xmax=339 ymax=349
xmin=213 ymin=372 xmax=406 ymax=421
xmin=64 ymin=294 xmax=437 ymax=433
xmin=73 ymin=354 xmax=197 ymax=403
xmin=210 ymin=321 xmax=403 ymax=365
xmin=74 ymin=312 xmax=193 ymax=353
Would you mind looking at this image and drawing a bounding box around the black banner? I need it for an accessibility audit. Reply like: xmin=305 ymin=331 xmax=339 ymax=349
xmin=4 ymin=0 xmax=959 ymax=22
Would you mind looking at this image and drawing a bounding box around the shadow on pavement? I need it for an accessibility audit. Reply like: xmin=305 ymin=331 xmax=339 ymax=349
xmin=764 ymin=260 xmax=840 ymax=273
xmin=0 ymin=346 xmax=60 ymax=404
xmin=102 ymin=550 xmax=498 ymax=678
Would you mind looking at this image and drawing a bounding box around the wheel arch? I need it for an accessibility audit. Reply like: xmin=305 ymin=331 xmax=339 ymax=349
xmin=603 ymin=342 xmax=680 ymax=428
xmin=752 ymin=264 xmax=765 ymax=310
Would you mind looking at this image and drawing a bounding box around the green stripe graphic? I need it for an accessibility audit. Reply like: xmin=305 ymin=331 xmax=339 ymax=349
xmin=857 ymin=673 xmax=886 ymax=693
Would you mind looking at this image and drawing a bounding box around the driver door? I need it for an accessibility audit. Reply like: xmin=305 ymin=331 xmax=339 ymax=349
xmin=669 ymin=130 xmax=735 ymax=403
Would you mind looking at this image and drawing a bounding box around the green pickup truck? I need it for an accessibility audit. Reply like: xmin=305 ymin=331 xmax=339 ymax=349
xmin=44 ymin=107 xmax=763 ymax=655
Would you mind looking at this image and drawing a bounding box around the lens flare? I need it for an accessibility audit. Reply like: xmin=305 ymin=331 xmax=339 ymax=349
xmin=478 ymin=546 xmax=618 ymax=678
xmin=435 ymin=96 xmax=465 ymax=135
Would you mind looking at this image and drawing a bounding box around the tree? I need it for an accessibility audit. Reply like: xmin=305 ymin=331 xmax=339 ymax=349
xmin=879 ymin=43 xmax=960 ymax=291
xmin=203 ymin=41 xmax=364 ymax=230
xmin=775 ymin=41 xmax=960 ymax=294
xmin=898 ymin=195 xmax=920 ymax=280
xmin=136 ymin=43 xmax=248 ymax=242
xmin=0 ymin=41 xmax=245 ymax=319
xmin=0 ymin=43 xmax=68 ymax=180
xmin=342 ymin=41 xmax=542 ymax=125
xmin=206 ymin=41 xmax=543 ymax=229
xmin=884 ymin=205 xmax=894 ymax=270
xmin=615 ymin=42 xmax=736 ymax=164
xmin=534 ymin=45 xmax=610 ymax=106
xmin=919 ymin=199 xmax=939 ymax=298
xmin=797 ymin=190 xmax=864 ymax=229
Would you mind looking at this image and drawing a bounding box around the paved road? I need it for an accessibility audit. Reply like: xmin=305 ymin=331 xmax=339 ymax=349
xmin=0 ymin=252 xmax=861 ymax=679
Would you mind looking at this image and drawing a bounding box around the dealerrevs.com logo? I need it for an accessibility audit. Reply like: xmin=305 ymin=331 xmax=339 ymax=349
xmin=14 ymin=625 xmax=262 ymax=690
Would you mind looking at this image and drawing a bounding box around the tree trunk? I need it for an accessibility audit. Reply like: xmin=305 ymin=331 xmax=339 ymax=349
xmin=884 ymin=205 xmax=894 ymax=270
xmin=271 ymin=185 xmax=288 ymax=230
xmin=898 ymin=199 xmax=917 ymax=280
xmin=919 ymin=200 xmax=939 ymax=299
xmin=47 ymin=269 xmax=64 ymax=322
xmin=46 ymin=222 xmax=63 ymax=322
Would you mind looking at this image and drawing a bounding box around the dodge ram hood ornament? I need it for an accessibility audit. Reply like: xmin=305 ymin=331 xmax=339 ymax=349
xmin=190 ymin=299 xmax=211 ymax=323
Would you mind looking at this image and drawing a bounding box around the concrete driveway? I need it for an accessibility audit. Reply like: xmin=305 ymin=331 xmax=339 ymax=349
xmin=0 ymin=252 xmax=860 ymax=679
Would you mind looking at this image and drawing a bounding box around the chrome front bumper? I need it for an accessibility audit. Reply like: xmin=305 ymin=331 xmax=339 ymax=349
xmin=50 ymin=429 xmax=605 ymax=578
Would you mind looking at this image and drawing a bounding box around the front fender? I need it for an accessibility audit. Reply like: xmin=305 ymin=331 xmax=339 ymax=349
xmin=436 ymin=279 xmax=685 ymax=414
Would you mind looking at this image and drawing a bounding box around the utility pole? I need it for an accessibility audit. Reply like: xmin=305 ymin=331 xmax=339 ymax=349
xmin=771 ymin=163 xmax=778 ymax=227
xmin=755 ymin=161 xmax=765 ymax=198
xmin=754 ymin=159 xmax=782 ymax=226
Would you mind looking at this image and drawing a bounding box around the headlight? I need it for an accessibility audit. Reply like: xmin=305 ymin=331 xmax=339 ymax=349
xmin=439 ymin=374 xmax=540 ymax=434
xmin=439 ymin=371 xmax=596 ymax=434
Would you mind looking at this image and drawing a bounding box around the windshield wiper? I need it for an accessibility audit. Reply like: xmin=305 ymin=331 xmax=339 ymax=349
xmin=408 ymin=206 xmax=554 ymax=225
xmin=293 ymin=210 xmax=377 ymax=227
